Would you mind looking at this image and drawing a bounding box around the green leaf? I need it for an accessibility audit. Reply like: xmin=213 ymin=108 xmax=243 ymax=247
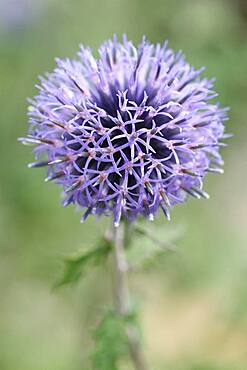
xmin=126 ymin=221 xmax=183 ymax=269
xmin=91 ymin=310 xmax=130 ymax=370
xmin=55 ymin=240 xmax=112 ymax=287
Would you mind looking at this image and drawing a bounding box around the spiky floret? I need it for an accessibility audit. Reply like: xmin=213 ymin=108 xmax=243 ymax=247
xmin=20 ymin=36 xmax=228 ymax=226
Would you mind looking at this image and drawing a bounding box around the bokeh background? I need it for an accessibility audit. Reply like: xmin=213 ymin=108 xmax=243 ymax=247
xmin=0 ymin=0 xmax=247 ymax=369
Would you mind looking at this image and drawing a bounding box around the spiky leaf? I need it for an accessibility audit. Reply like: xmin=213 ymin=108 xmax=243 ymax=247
xmin=55 ymin=241 xmax=112 ymax=287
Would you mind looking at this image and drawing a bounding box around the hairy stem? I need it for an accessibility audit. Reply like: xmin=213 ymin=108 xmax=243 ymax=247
xmin=112 ymin=222 xmax=148 ymax=370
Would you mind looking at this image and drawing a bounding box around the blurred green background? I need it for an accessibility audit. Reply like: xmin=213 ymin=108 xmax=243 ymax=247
xmin=0 ymin=0 xmax=247 ymax=369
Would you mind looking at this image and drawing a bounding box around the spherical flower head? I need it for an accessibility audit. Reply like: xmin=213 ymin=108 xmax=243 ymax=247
xmin=20 ymin=36 xmax=228 ymax=226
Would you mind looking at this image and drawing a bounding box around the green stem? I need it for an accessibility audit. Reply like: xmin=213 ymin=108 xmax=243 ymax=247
xmin=112 ymin=222 xmax=148 ymax=370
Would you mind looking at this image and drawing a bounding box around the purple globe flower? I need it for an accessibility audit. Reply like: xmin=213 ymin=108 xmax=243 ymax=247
xmin=20 ymin=36 xmax=228 ymax=226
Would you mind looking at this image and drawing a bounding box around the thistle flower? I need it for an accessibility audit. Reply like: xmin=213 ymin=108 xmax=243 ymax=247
xmin=19 ymin=36 xmax=228 ymax=226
